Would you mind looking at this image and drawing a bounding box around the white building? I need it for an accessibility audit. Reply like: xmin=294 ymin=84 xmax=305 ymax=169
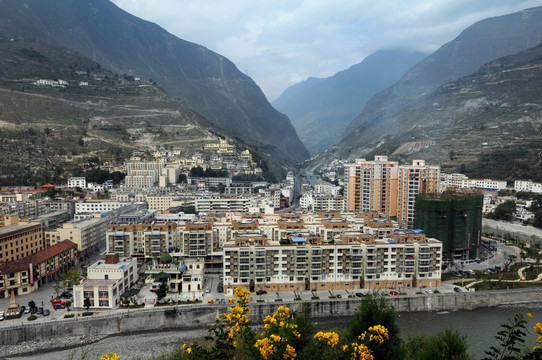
xmin=73 ymin=253 xmax=138 ymax=309
xmin=515 ymin=180 xmax=542 ymax=194
xmin=68 ymin=177 xmax=87 ymax=189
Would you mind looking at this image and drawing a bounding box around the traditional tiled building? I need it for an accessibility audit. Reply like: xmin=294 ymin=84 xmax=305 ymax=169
xmin=0 ymin=240 xmax=78 ymax=298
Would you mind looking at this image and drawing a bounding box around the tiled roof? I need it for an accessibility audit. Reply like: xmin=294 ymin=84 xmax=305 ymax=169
xmin=0 ymin=240 xmax=77 ymax=274
xmin=32 ymin=240 xmax=77 ymax=264
xmin=0 ymin=257 xmax=31 ymax=274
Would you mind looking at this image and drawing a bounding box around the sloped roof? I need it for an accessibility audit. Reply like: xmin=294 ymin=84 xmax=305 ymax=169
xmin=0 ymin=240 xmax=77 ymax=274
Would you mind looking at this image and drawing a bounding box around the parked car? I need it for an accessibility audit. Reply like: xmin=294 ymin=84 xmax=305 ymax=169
xmin=425 ymin=289 xmax=433 ymax=294
xmin=336 ymin=294 xmax=342 ymax=299
xmin=51 ymin=299 xmax=65 ymax=305
xmin=256 ymin=290 xmax=267 ymax=295
xmin=43 ymin=309 xmax=50 ymax=316
xmin=24 ymin=307 xmax=31 ymax=314
xmin=37 ymin=307 xmax=44 ymax=315
xmin=54 ymin=304 xmax=65 ymax=309
xmin=0 ymin=311 xmax=4 ymax=321
xmin=454 ymin=287 xmax=462 ymax=293
xmin=355 ymin=292 xmax=364 ymax=298
xmin=389 ymin=290 xmax=401 ymax=296
xmin=205 ymin=288 xmax=210 ymax=294
xmin=207 ymin=299 xmax=213 ymax=305
xmin=19 ymin=306 xmax=26 ymax=315
xmin=60 ymin=292 xmax=73 ymax=298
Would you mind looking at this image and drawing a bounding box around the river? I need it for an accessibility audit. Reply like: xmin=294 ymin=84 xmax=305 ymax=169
xmin=6 ymin=304 xmax=542 ymax=359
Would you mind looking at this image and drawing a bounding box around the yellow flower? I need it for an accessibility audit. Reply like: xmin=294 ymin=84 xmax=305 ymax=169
xmin=101 ymin=353 xmax=120 ymax=360
xmin=186 ymin=348 xmax=192 ymax=354
xmin=528 ymin=313 xmax=533 ymax=319
xmin=535 ymin=323 xmax=542 ymax=333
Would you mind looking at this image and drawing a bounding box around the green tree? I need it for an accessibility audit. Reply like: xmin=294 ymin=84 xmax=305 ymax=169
xmin=53 ymin=278 xmax=62 ymax=298
xmin=343 ymin=291 xmax=404 ymax=359
xmin=83 ymin=297 xmax=91 ymax=312
xmin=405 ymin=329 xmax=471 ymax=360
xmin=489 ymin=200 xmax=517 ymax=221
xmin=177 ymin=173 xmax=188 ymax=183
xmin=65 ymin=300 xmax=72 ymax=312
xmin=28 ymin=300 xmax=36 ymax=310
xmin=156 ymin=282 xmax=169 ymax=301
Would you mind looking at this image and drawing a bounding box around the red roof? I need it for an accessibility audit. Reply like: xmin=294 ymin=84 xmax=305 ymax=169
xmin=0 ymin=240 xmax=78 ymax=274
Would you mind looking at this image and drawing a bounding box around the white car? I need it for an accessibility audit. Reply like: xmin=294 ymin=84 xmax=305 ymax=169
xmin=0 ymin=311 xmax=4 ymax=321
xmin=205 ymin=288 xmax=210 ymax=293
xmin=425 ymin=289 xmax=433 ymax=294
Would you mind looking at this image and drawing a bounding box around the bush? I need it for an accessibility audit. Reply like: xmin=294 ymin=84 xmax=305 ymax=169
xmin=64 ymin=314 xmax=75 ymax=318
xmin=28 ymin=315 xmax=37 ymax=321
xmin=82 ymin=312 xmax=94 ymax=317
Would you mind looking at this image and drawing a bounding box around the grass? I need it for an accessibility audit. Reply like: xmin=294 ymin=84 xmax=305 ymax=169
xmin=472 ymin=281 xmax=542 ymax=291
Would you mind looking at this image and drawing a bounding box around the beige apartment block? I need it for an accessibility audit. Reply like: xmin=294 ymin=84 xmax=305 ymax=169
xmin=222 ymin=230 xmax=441 ymax=295
xmin=344 ymin=156 xmax=398 ymax=216
xmin=53 ymin=217 xmax=108 ymax=257
xmin=0 ymin=214 xmax=44 ymax=262
xmin=397 ymin=160 xmax=440 ymax=229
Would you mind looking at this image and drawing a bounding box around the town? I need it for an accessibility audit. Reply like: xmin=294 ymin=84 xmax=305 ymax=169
xmin=1 ymin=147 xmax=541 ymax=323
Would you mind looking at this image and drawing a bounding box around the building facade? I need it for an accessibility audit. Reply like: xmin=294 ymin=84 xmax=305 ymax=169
xmin=0 ymin=240 xmax=78 ymax=298
xmin=0 ymin=215 xmax=44 ymax=262
xmin=73 ymin=253 xmax=138 ymax=309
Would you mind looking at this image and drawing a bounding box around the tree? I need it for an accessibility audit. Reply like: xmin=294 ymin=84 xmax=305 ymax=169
xmin=405 ymin=329 xmax=471 ymax=360
xmin=28 ymin=300 xmax=36 ymax=310
xmin=343 ymin=292 xmax=404 ymax=359
xmin=177 ymin=173 xmax=187 ymax=183
xmin=489 ymin=200 xmax=517 ymax=221
xmin=53 ymin=278 xmax=62 ymax=298
xmin=84 ymin=297 xmax=91 ymax=312
xmin=156 ymin=282 xmax=169 ymax=301
xmin=65 ymin=300 xmax=72 ymax=312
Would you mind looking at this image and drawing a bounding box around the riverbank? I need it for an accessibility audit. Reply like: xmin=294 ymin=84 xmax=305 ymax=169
xmin=3 ymin=288 xmax=542 ymax=357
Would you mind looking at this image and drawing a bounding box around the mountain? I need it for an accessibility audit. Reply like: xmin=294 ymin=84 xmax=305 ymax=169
xmin=273 ymin=50 xmax=428 ymax=155
xmin=0 ymin=0 xmax=309 ymax=172
xmin=332 ymin=6 xmax=542 ymax=161
xmin=345 ymin=43 xmax=542 ymax=181
xmin=0 ymin=40 xmax=223 ymax=185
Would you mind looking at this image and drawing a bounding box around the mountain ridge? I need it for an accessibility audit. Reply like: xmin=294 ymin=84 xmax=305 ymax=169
xmin=273 ymin=50 xmax=428 ymax=154
xmin=338 ymin=6 xmax=542 ymax=152
xmin=0 ymin=0 xmax=309 ymax=173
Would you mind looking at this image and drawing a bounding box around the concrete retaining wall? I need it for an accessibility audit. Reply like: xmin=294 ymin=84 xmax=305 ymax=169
xmin=2 ymin=288 xmax=542 ymax=345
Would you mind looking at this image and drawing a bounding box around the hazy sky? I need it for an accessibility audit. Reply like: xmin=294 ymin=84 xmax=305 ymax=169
xmin=110 ymin=0 xmax=541 ymax=101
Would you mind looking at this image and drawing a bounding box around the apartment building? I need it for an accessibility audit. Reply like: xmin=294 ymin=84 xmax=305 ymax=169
xmin=106 ymin=222 xmax=179 ymax=260
xmin=0 ymin=215 xmax=44 ymax=262
xmin=124 ymin=158 xmax=165 ymax=188
xmin=0 ymin=240 xmax=78 ymax=298
xmin=312 ymin=195 xmax=344 ymax=212
xmin=73 ymin=253 xmax=138 ymax=309
xmin=67 ymin=177 xmax=87 ymax=189
xmin=344 ymin=156 xmax=399 ymax=216
xmin=194 ymin=197 xmax=249 ymax=213
xmin=397 ymin=160 xmax=440 ymax=229
xmin=515 ymin=180 xmax=542 ymax=194
xmin=51 ymin=217 xmax=108 ymax=257
xmin=222 ymin=230 xmax=441 ymax=295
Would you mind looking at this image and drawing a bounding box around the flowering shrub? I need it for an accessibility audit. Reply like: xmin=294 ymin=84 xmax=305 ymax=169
xmin=100 ymin=353 xmax=120 ymax=360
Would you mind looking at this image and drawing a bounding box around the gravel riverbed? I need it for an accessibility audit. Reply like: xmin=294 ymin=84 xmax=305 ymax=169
xmin=3 ymin=329 xmax=207 ymax=360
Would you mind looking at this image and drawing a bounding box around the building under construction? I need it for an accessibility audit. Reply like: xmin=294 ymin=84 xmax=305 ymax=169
xmin=413 ymin=190 xmax=483 ymax=262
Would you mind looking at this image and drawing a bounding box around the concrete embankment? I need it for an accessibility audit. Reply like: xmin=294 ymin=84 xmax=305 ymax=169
xmin=2 ymin=288 xmax=542 ymax=346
